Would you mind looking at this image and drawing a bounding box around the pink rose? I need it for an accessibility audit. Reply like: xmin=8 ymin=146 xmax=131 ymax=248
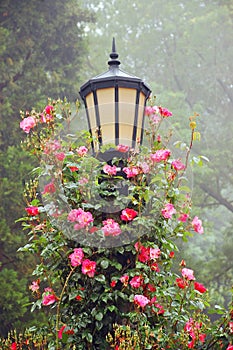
xmin=29 ymin=280 xmax=40 ymax=292
xmin=55 ymin=152 xmax=65 ymax=161
xmin=77 ymin=146 xmax=88 ymax=156
xmin=229 ymin=322 xmax=233 ymax=333
xmin=117 ymin=144 xmax=130 ymax=153
xmin=182 ymin=268 xmax=195 ymax=281
xmin=171 ymin=159 xmax=186 ymax=171
xmin=150 ymin=149 xmax=171 ymax=163
xmin=102 ymin=218 xmax=121 ymax=237
xmin=161 ymin=203 xmax=176 ymax=219
xmin=25 ymin=206 xmax=39 ymax=216
xmin=103 ymin=164 xmax=117 ymax=176
xmin=158 ymin=106 xmax=172 ymax=117
xmin=123 ymin=166 xmax=139 ymax=178
xmin=67 ymin=208 xmax=93 ymax=229
xmin=144 ymin=105 xmax=159 ymax=116
xmin=81 ymin=259 xmax=96 ymax=277
xmin=192 ymin=216 xmax=204 ymax=234
xmin=120 ymin=275 xmax=129 ymax=286
xmin=69 ymin=248 xmax=84 ymax=267
xmin=133 ymin=294 xmax=150 ymax=308
xmin=130 ymin=275 xmax=143 ymax=288
xmin=20 ymin=116 xmax=36 ymax=133
xmin=42 ymin=287 xmax=57 ymax=306
xmin=120 ymin=208 xmax=138 ymax=222
xmin=178 ymin=213 xmax=189 ymax=222
xmin=150 ymin=247 xmax=161 ymax=259
xmin=137 ymin=161 xmax=150 ymax=174
xmin=44 ymin=140 xmax=61 ymax=154
xmin=227 ymin=346 xmax=233 ymax=350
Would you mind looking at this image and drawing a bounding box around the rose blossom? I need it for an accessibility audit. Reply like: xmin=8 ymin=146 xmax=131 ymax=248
xmin=226 ymin=346 xmax=233 ymax=350
xmin=79 ymin=177 xmax=88 ymax=185
xmin=176 ymin=277 xmax=188 ymax=289
xmin=29 ymin=280 xmax=40 ymax=292
xmin=145 ymin=105 xmax=160 ymax=116
xmin=25 ymin=206 xmax=39 ymax=216
xmin=138 ymin=245 xmax=150 ymax=263
xmin=123 ymin=166 xmax=139 ymax=178
xmin=138 ymin=161 xmax=150 ymax=174
xmin=20 ymin=116 xmax=36 ymax=133
xmin=194 ymin=282 xmax=207 ymax=293
xmin=43 ymin=139 xmax=61 ymax=154
xmin=158 ymin=106 xmax=172 ymax=117
xmin=178 ymin=213 xmax=189 ymax=222
xmin=81 ymin=259 xmax=96 ymax=277
xmin=133 ymin=294 xmax=150 ymax=308
xmin=130 ymin=275 xmax=143 ymax=288
xmin=117 ymin=144 xmax=130 ymax=153
xmin=110 ymin=280 xmax=117 ymax=288
xmin=58 ymin=325 xmax=66 ymax=339
xmin=68 ymin=209 xmax=82 ymax=222
xmin=11 ymin=342 xmax=17 ymax=350
xmin=161 ymin=203 xmax=176 ymax=219
xmin=77 ymin=146 xmax=88 ymax=156
xmin=103 ymin=164 xmax=117 ymax=176
xmin=102 ymin=218 xmax=121 ymax=236
xmin=154 ymin=303 xmax=165 ymax=314
xmin=150 ymin=149 xmax=171 ymax=163
xmin=171 ymin=159 xmax=186 ymax=171
xmin=55 ymin=152 xmax=65 ymax=161
xmin=42 ymin=287 xmax=57 ymax=306
xmin=120 ymin=275 xmax=129 ymax=286
xmin=169 ymin=251 xmax=175 ymax=258
xmin=120 ymin=208 xmax=138 ymax=222
xmin=151 ymin=262 xmax=160 ymax=272
xmin=192 ymin=216 xmax=204 ymax=234
xmin=73 ymin=211 xmax=94 ymax=230
xmin=69 ymin=166 xmax=79 ymax=172
xmin=182 ymin=268 xmax=195 ymax=281
xmin=67 ymin=208 xmax=93 ymax=230
xmin=150 ymin=247 xmax=161 ymax=260
xmin=69 ymin=248 xmax=84 ymax=267
xmin=45 ymin=105 xmax=54 ymax=115
xmin=42 ymin=181 xmax=56 ymax=194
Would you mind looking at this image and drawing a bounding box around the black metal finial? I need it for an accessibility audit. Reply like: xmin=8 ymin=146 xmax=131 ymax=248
xmin=108 ymin=37 xmax=121 ymax=67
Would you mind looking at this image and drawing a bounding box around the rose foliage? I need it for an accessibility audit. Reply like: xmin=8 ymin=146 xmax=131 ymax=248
xmin=14 ymin=99 xmax=233 ymax=349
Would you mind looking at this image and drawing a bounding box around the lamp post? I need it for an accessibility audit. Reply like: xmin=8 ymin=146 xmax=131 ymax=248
xmin=79 ymin=38 xmax=151 ymax=157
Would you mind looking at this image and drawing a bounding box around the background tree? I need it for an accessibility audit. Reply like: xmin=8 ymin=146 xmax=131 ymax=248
xmin=0 ymin=0 xmax=94 ymax=336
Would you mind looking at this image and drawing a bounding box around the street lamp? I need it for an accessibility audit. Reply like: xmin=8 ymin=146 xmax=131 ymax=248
xmin=79 ymin=38 xmax=151 ymax=156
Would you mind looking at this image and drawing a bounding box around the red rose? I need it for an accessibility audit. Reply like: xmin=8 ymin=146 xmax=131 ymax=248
xmin=25 ymin=206 xmax=39 ymax=216
xmin=176 ymin=278 xmax=188 ymax=289
xmin=194 ymin=282 xmax=207 ymax=293
xmin=120 ymin=208 xmax=138 ymax=222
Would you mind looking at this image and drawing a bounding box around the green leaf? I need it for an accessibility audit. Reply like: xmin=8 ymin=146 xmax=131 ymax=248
xmin=95 ymin=311 xmax=103 ymax=321
xmin=100 ymin=259 xmax=109 ymax=269
xmin=95 ymin=274 xmax=106 ymax=283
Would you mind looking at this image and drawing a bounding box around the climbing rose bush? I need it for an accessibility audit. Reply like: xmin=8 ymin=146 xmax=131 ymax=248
xmin=14 ymin=98 xmax=233 ymax=350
